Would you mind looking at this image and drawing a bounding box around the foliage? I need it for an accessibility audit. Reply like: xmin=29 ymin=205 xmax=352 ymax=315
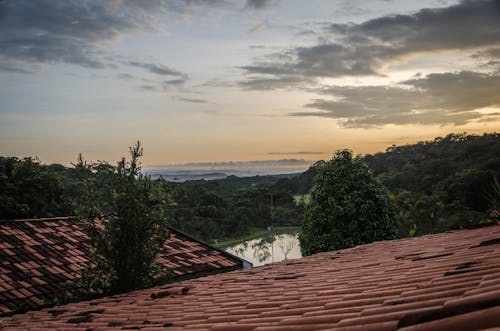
xmin=1 ymin=132 xmax=499 ymax=248
xmin=363 ymin=133 xmax=500 ymax=233
xmin=0 ymin=156 xmax=71 ymax=219
xmin=486 ymin=176 xmax=500 ymax=222
xmin=76 ymin=142 xmax=169 ymax=294
xmin=164 ymin=181 xmax=303 ymax=242
xmin=273 ymin=161 xmax=323 ymax=194
xmin=299 ymin=150 xmax=397 ymax=256
xmin=485 ymin=176 xmax=500 ymax=209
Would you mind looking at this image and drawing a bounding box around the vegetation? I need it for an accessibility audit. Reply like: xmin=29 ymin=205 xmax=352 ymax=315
xmin=1 ymin=132 xmax=499 ymax=251
xmin=0 ymin=156 xmax=71 ymax=219
xmin=299 ymin=150 xmax=397 ymax=255
xmin=75 ymin=142 xmax=169 ymax=294
xmin=363 ymin=132 xmax=500 ymax=234
xmin=164 ymin=182 xmax=303 ymax=242
xmin=273 ymin=161 xmax=323 ymax=194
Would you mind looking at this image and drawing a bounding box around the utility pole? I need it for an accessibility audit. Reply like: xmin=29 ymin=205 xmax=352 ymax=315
xmin=271 ymin=192 xmax=274 ymax=262
xmin=270 ymin=193 xmax=273 ymax=227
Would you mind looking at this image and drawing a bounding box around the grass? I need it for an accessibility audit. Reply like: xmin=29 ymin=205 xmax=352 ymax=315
xmin=212 ymin=226 xmax=300 ymax=248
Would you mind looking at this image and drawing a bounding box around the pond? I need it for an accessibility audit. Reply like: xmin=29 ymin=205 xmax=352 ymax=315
xmin=224 ymin=231 xmax=302 ymax=267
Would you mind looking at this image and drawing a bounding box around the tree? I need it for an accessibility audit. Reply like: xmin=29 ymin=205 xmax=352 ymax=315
xmin=0 ymin=156 xmax=70 ymax=219
xmin=299 ymin=149 xmax=397 ymax=256
xmin=77 ymin=142 xmax=169 ymax=294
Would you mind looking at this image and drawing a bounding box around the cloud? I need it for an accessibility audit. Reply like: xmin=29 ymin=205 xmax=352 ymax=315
xmin=117 ymin=73 xmax=134 ymax=80
xmin=128 ymin=61 xmax=188 ymax=78
xmin=174 ymin=96 xmax=210 ymax=103
xmin=0 ymin=60 xmax=40 ymax=74
xmin=162 ymin=78 xmax=187 ymax=87
xmin=249 ymin=45 xmax=267 ymax=49
xmin=472 ymin=48 xmax=500 ymax=69
xmin=0 ymin=1 xmax=154 ymax=69
xmin=291 ymin=71 xmax=500 ymax=127
xmin=0 ymin=0 xmax=214 ymax=77
xmin=246 ymin=0 xmax=275 ymax=10
xmin=138 ymin=78 xmax=188 ymax=92
xmin=241 ymin=0 xmax=500 ymax=89
xmin=268 ymin=151 xmax=323 ymax=155
xmin=140 ymin=85 xmax=157 ymax=91
xmin=150 ymin=158 xmax=310 ymax=169
xmin=473 ymin=48 xmax=500 ymax=59
xmin=239 ymin=75 xmax=313 ymax=90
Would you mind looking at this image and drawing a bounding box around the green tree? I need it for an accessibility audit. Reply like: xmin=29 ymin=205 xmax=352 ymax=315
xmin=0 ymin=156 xmax=70 ymax=219
xmin=77 ymin=142 xmax=169 ymax=294
xmin=299 ymin=150 xmax=397 ymax=256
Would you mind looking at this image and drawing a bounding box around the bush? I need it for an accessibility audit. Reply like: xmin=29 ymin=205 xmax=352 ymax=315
xmin=299 ymin=150 xmax=397 ymax=256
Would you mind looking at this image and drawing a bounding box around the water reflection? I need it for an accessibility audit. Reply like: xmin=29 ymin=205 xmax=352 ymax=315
xmin=225 ymin=232 xmax=302 ymax=267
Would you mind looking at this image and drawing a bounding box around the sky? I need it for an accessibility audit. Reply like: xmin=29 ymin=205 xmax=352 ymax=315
xmin=1 ymin=0 xmax=500 ymax=166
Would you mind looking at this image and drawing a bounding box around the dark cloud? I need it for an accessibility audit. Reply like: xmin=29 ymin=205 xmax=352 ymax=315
xmin=162 ymin=78 xmax=187 ymax=87
xmin=482 ymin=48 xmax=500 ymax=59
xmin=472 ymin=48 xmax=500 ymax=68
xmin=138 ymin=78 xmax=188 ymax=92
xmin=0 ymin=0 xmax=213 ymax=77
xmin=242 ymin=0 xmax=500 ymax=89
xmin=0 ymin=0 xmax=154 ymax=69
xmin=240 ymin=75 xmax=313 ymax=90
xmin=291 ymin=71 xmax=500 ymax=127
xmin=128 ymin=61 xmax=187 ymax=78
xmin=246 ymin=0 xmax=274 ymax=10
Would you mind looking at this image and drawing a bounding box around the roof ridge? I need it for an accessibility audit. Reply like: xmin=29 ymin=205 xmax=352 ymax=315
xmin=0 ymin=216 xmax=77 ymax=223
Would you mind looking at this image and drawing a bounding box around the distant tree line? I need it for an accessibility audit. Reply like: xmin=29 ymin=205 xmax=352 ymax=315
xmin=0 ymin=153 xmax=303 ymax=244
xmin=363 ymin=132 xmax=500 ymax=234
xmin=1 ymin=132 xmax=499 ymax=246
xmin=160 ymin=182 xmax=303 ymax=241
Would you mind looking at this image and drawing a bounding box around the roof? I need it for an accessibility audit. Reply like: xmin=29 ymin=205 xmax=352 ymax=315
xmin=0 ymin=217 xmax=247 ymax=316
xmin=2 ymin=223 xmax=500 ymax=330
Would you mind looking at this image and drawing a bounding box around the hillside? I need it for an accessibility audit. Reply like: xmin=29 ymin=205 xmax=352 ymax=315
xmin=363 ymin=133 xmax=500 ymax=234
xmin=1 ymin=132 xmax=499 ymax=241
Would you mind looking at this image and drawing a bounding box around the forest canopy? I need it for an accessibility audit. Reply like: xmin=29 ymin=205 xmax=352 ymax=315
xmin=1 ymin=132 xmax=499 ymax=243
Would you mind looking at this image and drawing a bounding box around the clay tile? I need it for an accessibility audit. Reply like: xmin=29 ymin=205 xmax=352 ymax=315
xmin=398 ymin=306 xmax=500 ymax=331
xmin=2 ymin=223 xmax=500 ymax=329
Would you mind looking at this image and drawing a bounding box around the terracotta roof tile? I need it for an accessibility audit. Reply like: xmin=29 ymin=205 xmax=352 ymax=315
xmin=1 ymin=223 xmax=500 ymax=330
xmin=0 ymin=217 xmax=247 ymax=315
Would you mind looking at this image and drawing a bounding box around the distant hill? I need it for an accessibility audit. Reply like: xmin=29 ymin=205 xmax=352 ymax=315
xmin=185 ymin=173 xmax=297 ymax=197
xmin=272 ymin=161 xmax=324 ymax=194
xmin=363 ymin=132 xmax=500 ymax=211
xmin=144 ymin=159 xmax=311 ymax=182
xmin=275 ymin=132 xmax=500 ymax=234
xmin=188 ymin=132 xmax=500 ymax=205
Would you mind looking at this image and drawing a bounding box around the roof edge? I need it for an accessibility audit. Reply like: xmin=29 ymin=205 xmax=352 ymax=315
xmin=0 ymin=216 xmax=252 ymax=268
xmin=166 ymin=226 xmax=253 ymax=268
